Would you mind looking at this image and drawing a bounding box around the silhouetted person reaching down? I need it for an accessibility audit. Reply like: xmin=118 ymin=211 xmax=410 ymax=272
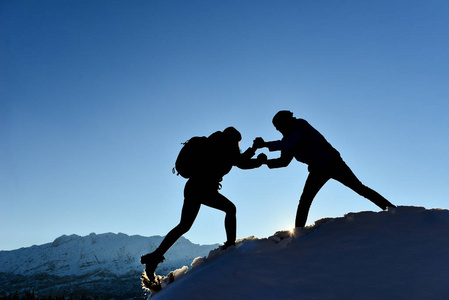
xmin=253 ymin=110 xmax=396 ymax=228
xmin=141 ymin=127 xmax=265 ymax=281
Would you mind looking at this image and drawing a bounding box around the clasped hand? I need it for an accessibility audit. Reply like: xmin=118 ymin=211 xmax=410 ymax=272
xmin=252 ymin=137 xmax=268 ymax=164
xmin=256 ymin=153 xmax=267 ymax=164
xmin=253 ymin=137 xmax=266 ymax=149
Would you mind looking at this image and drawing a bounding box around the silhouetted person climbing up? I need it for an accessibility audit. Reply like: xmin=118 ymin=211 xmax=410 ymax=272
xmin=253 ymin=110 xmax=395 ymax=228
xmin=141 ymin=127 xmax=265 ymax=282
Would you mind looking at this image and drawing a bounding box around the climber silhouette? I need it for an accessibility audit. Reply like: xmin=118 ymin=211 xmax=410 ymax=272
xmin=141 ymin=127 xmax=265 ymax=281
xmin=253 ymin=110 xmax=396 ymax=228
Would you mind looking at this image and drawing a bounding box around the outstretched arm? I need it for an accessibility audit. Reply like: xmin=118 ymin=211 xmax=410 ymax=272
xmin=265 ymin=151 xmax=294 ymax=169
xmin=254 ymin=132 xmax=301 ymax=152
xmin=253 ymin=137 xmax=294 ymax=168
xmin=235 ymin=147 xmax=266 ymax=169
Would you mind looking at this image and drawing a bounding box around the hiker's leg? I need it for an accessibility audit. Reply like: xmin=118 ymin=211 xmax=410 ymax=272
xmin=295 ymin=171 xmax=329 ymax=228
xmin=141 ymin=180 xmax=203 ymax=279
xmin=141 ymin=194 xmax=201 ymax=276
xmin=202 ymin=192 xmax=237 ymax=244
xmin=153 ymin=182 xmax=202 ymax=256
xmin=331 ymin=161 xmax=395 ymax=210
xmin=154 ymin=198 xmax=201 ymax=256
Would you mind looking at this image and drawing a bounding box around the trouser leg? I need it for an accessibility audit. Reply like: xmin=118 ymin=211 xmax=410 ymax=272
xmin=202 ymin=193 xmax=237 ymax=243
xmin=295 ymin=172 xmax=330 ymax=228
xmin=153 ymin=180 xmax=238 ymax=257
xmin=331 ymin=161 xmax=395 ymax=210
xmin=154 ymin=198 xmax=201 ymax=256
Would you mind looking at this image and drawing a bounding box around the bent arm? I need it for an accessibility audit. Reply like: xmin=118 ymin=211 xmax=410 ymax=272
xmin=266 ymin=151 xmax=294 ymax=169
xmin=266 ymin=131 xmax=301 ymax=152
xmin=235 ymin=147 xmax=263 ymax=169
xmin=241 ymin=146 xmax=256 ymax=160
xmin=236 ymin=158 xmax=263 ymax=169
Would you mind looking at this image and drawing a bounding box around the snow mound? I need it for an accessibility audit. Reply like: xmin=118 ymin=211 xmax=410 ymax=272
xmin=147 ymin=206 xmax=449 ymax=300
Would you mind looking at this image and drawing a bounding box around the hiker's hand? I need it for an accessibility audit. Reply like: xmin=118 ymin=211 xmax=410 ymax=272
xmin=257 ymin=153 xmax=268 ymax=164
xmin=253 ymin=137 xmax=266 ymax=149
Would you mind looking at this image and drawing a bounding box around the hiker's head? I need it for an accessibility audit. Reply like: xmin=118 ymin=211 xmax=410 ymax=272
xmin=272 ymin=110 xmax=294 ymax=134
xmin=223 ymin=127 xmax=242 ymax=142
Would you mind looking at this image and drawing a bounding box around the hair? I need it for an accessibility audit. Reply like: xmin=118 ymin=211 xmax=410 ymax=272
xmin=223 ymin=126 xmax=242 ymax=142
xmin=272 ymin=110 xmax=294 ymax=127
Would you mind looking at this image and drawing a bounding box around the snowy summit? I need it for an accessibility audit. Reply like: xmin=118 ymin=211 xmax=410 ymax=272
xmin=148 ymin=206 xmax=449 ymax=300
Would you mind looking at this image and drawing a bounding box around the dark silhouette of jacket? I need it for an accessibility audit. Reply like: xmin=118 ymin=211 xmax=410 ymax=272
xmin=266 ymin=118 xmax=341 ymax=171
xmin=205 ymin=130 xmax=260 ymax=183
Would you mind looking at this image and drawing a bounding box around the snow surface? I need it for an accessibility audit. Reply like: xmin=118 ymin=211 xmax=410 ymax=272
xmin=148 ymin=206 xmax=449 ymax=300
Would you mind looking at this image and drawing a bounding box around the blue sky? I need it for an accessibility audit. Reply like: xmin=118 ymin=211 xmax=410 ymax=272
xmin=1 ymin=0 xmax=448 ymax=251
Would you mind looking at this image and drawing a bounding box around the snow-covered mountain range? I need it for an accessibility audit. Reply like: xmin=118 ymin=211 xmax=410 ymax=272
xmin=0 ymin=233 xmax=218 ymax=298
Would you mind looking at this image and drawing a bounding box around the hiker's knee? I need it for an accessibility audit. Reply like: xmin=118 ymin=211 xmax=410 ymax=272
xmin=176 ymin=220 xmax=194 ymax=234
xmin=227 ymin=202 xmax=236 ymax=216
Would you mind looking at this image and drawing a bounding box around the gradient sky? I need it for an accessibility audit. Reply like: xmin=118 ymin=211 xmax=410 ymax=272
xmin=1 ymin=0 xmax=448 ymax=251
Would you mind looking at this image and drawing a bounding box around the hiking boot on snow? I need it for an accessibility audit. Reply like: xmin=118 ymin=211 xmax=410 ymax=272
xmin=222 ymin=240 xmax=235 ymax=250
xmin=140 ymin=252 xmax=165 ymax=281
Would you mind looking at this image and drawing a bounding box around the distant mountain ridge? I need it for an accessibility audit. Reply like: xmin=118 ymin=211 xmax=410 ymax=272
xmin=0 ymin=232 xmax=218 ymax=298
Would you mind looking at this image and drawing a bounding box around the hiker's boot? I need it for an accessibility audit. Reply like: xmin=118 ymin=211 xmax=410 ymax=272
xmin=222 ymin=240 xmax=235 ymax=250
xmin=141 ymin=252 xmax=165 ymax=281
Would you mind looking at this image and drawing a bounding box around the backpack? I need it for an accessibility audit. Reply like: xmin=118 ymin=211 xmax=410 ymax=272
xmin=173 ymin=136 xmax=210 ymax=179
